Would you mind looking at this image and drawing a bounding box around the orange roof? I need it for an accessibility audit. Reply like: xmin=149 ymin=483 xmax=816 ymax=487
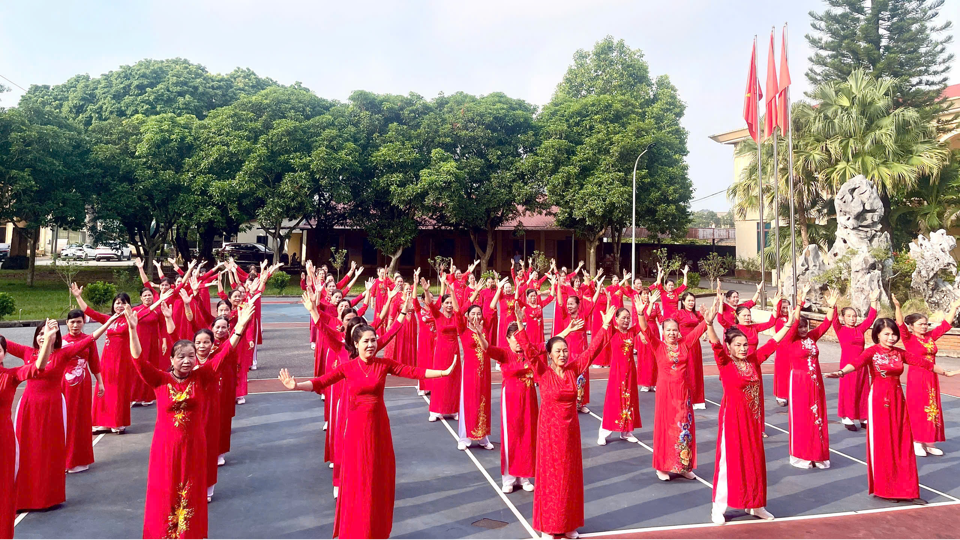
xmin=944 ymin=83 xmax=960 ymax=99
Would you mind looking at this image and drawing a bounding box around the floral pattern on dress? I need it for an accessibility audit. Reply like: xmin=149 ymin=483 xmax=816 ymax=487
xmin=672 ymin=403 xmax=694 ymax=473
xmin=165 ymin=482 xmax=194 ymax=539
xmin=925 ymin=387 xmax=942 ymax=427
xmin=167 ymin=381 xmax=195 ymax=428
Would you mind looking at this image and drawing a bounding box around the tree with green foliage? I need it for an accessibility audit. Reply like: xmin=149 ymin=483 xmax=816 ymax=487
xmin=415 ymin=92 xmax=543 ymax=273
xmin=0 ymin=104 xmax=93 ymax=285
xmin=536 ymin=36 xmax=692 ymax=274
xmin=347 ymin=91 xmax=439 ymax=273
xmin=806 ymin=0 xmax=955 ymax=111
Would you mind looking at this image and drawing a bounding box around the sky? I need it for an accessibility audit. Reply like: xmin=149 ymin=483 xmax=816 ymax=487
xmin=1 ymin=0 xmax=959 ymax=211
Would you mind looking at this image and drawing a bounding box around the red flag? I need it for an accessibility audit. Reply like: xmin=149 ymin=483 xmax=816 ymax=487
xmin=777 ymin=26 xmax=792 ymax=134
xmin=764 ymin=31 xmax=779 ymax=140
xmin=743 ymin=40 xmax=763 ymax=143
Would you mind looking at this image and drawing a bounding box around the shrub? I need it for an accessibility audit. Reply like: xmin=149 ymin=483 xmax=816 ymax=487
xmin=736 ymin=255 xmax=760 ymax=272
xmin=698 ymin=252 xmax=734 ymax=285
xmin=685 ymin=271 xmax=701 ymax=288
xmin=480 ymin=270 xmax=498 ymax=282
xmin=328 ymin=248 xmax=347 ymax=279
xmin=113 ymin=267 xmax=141 ymax=295
xmin=527 ymin=250 xmax=551 ymax=275
xmin=84 ymin=281 xmax=117 ymax=311
xmin=0 ymin=292 xmax=15 ymax=320
xmin=267 ymin=271 xmax=291 ymax=295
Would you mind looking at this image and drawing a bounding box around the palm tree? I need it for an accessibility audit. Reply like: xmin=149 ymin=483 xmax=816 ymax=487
xmin=891 ymin=154 xmax=960 ymax=235
xmin=809 ymin=70 xmax=951 ymax=233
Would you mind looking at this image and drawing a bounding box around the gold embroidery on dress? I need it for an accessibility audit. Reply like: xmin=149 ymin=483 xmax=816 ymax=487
xmin=744 ymin=380 xmax=761 ymax=421
xmin=621 ymin=337 xmax=633 ymax=355
xmin=472 ymin=334 xmax=485 ymax=378
xmin=167 ymin=381 xmax=195 ymax=428
xmin=618 ymin=381 xmax=632 ymax=428
xmin=471 ymin=396 xmax=489 ymax=440
xmin=925 ymin=388 xmax=941 ymax=426
xmin=165 ymin=482 xmax=194 ymax=539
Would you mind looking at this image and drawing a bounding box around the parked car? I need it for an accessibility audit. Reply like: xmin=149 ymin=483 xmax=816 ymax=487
xmin=0 ymin=243 xmax=8 ymax=261
xmin=60 ymin=243 xmax=97 ymax=260
xmin=218 ymin=242 xmax=274 ymax=265
xmin=94 ymin=242 xmax=132 ymax=261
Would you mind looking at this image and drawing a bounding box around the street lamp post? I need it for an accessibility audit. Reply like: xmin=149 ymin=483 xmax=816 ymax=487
xmin=631 ymin=142 xmax=655 ymax=279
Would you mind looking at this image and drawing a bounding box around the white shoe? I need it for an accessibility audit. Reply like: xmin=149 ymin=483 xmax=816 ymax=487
xmin=453 ymin=414 xmax=459 ymax=420
xmin=417 ymin=390 xmax=426 ymax=396
xmin=142 ymin=400 xmax=155 ymax=406
xmin=650 ymin=386 xmax=656 ymax=391
xmin=655 ymin=470 xmax=671 ymax=481
xmin=711 ymin=511 xmax=726 ymax=524
xmin=66 ymin=465 xmax=89 ymax=474
xmin=680 ymin=471 xmax=696 ymax=480
xmin=322 ymin=421 xmax=328 ymax=431
xmin=541 ymin=533 xmax=553 ymax=540
xmin=328 ymin=462 xmax=334 ymax=469
xmin=92 ymin=426 xmax=107 ymax=433
xmin=236 ymin=397 xmax=246 ymax=405
xmin=597 ymin=436 xmax=607 ymax=446
xmin=311 ymin=342 xmax=316 ymax=351
xmin=578 ymin=406 xmax=590 ymax=414
xmin=250 ymin=364 xmax=258 ymax=371
xmin=428 ymin=415 xmax=439 ymax=422
xmin=564 ymin=530 xmax=579 ymax=539
xmin=333 ymin=486 xmax=338 ymax=499
xmin=914 ymin=442 xmax=928 ymax=457
xmin=813 ymin=461 xmax=830 ymax=469
xmin=620 ymin=433 xmax=639 ymax=443
xmin=747 ymin=507 xmax=774 ymax=520
xmin=320 ymin=394 xmax=325 ymax=401
xmin=521 ymin=479 xmax=534 ymax=492
xmin=482 ymin=442 xmax=495 ymax=450
xmin=639 ymin=386 xmax=650 ymax=392
xmin=111 ymin=427 xmax=125 ymax=434
xmin=458 ymin=441 xmax=469 ymax=451
xmin=776 ymin=398 xmax=788 ymax=406
xmin=207 ymin=485 xmax=215 ymax=501
xmin=217 ymin=455 xmax=226 ymax=467
xmin=926 ymin=446 xmax=944 ymax=456
xmin=693 ymin=403 xmax=706 ymax=410
xmin=501 ymin=484 xmax=515 ymax=493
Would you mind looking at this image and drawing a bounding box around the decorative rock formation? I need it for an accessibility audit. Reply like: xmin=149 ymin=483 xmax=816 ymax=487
xmin=782 ymin=175 xmax=892 ymax=314
xmin=909 ymin=229 xmax=960 ymax=313
xmin=783 ymin=244 xmax=828 ymax=304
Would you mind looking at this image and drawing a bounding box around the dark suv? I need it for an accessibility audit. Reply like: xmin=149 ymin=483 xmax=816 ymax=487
xmin=218 ymin=242 xmax=274 ymax=265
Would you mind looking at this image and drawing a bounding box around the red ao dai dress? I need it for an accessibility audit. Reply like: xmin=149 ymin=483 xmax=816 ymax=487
xmin=488 ymin=346 xmax=538 ymax=484
xmin=516 ymin=327 xmax=611 ymax=536
xmin=901 ymin=320 xmax=951 ymax=445
xmin=564 ymin=302 xmax=595 ymax=409
xmin=213 ymin=337 xmax=239 ymax=456
xmin=428 ymin=303 xmax=465 ymax=417
xmin=781 ymin=314 xmax=834 ymax=466
xmin=1 ymin=363 xmax=39 ymax=539
xmin=632 ymin=302 xmax=661 ymax=388
xmin=130 ymin=304 xmax=162 ymax=403
xmin=413 ymin=300 xmax=437 ymax=393
xmin=651 ymin=283 xmax=687 ymax=320
xmin=8 ymin=336 xmax=93 ymax=510
xmin=131 ymin=337 xmax=235 ymax=539
xmin=849 ymin=345 xmax=935 ymax=499
xmin=61 ymin=332 xmax=101 ymax=470
xmin=308 ymin=358 xmax=428 ymax=539
xmin=675 ymin=309 xmax=706 ymax=406
xmin=832 ymin=308 xmax=877 ymax=423
xmin=519 ymin=293 xmax=554 ymax=343
xmin=458 ymin=324 xmax=492 ymax=444
xmin=601 ymin=328 xmax=642 ymax=433
xmin=85 ymin=307 xmax=136 ymax=429
xmin=647 ymin=322 xmax=706 ymax=474
xmin=711 ymin=340 xmax=777 ymax=514
xmin=726 ymin=318 xmax=777 ymax=428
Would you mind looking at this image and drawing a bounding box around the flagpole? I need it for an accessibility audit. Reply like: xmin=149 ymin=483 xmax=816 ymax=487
xmin=754 ymin=35 xmax=766 ymax=305
xmin=772 ymin=130 xmax=780 ymax=288
xmin=784 ymin=23 xmax=798 ymax=293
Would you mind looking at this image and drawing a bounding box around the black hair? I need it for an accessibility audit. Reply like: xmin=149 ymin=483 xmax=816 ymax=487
xmin=665 ymin=278 xmax=676 ymax=286
xmin=662 ymin=318 xmax=680 ymax=330
xmin=348 ymin=324 xmax=377 ymax=359
xmin=440 ymin=294 xmax=451 ymax=303
xmin=724 ymin=327 xmax=748 ymax=345
xmin=171 ymin=339 xmax=195 ymax=360
xmin=0 ymin=335 xmax=6 ymax=356
xmin=114 ymin=292 xmax=132 ymax=306
xmin=506 ymin=322 xmax=520 ymax=340
xmin=216 ymin=300 xmax=230 ymax=311
xmin=340 ymin=308 xmax=358 ymax=322
xmin=546 ymin=336 xmax=567 ymax=355
xmin=735 ymin=305 xmax=751 ymax=318
xmin=724 ymin=290 xmax=738 ymax=300
xmin=871 ymin=318 xmax=900 ymax=345
xmin=66 ymin=309 xmax=85 ymax=321
xmin=466 ymin=305 xmax=483 ymax=317
xmin=212 ymin=316 xmax=231 ymax=329
xmin=160 ymin=277 xmax=175 ymax=286
xmin=678 ymin=291 xmax=696 ymax=312
xmin=193 ymin=328 xmax=215 ymax=343
xmin=526 ymin=288 xmax=537 ymax=298
xmin=904 ymin=313 xmax=927 ymax=328
xmin=840 ymin=307 xmax=858 ymax=320
xmin=33 ymin=324 xmax=63 ymax=350
xmin=343 ymin=317 xmax=368 ymax=357
xmin=615 ymin=307 xmax=630 ymax=319
xmin=568 ymin=296 xmax=581 ymax=306
xmin=141 ymin=286 xmax=155 ymax=296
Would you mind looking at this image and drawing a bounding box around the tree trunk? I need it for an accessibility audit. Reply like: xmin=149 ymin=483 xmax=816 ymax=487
xmin=469 ymin=226 xmax=497 ymax=275
xmin=798 ymin=216 xmax=811 ymax=248
xmin=585 ymin=230 xmax=604 ymax=276
xmin=611 ymin=227 xmax=623 ymax=276
xmin=197 ymin=226 xmax=217 ymax=265
xmin=386 ymin=246 xmax=403 ymax=274
xmin=26 ymin=226 xmax=40 ymax=287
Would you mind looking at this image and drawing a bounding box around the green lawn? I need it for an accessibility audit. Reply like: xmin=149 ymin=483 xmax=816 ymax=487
xmin=0 ymin=279 xmax=79 ymax=321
